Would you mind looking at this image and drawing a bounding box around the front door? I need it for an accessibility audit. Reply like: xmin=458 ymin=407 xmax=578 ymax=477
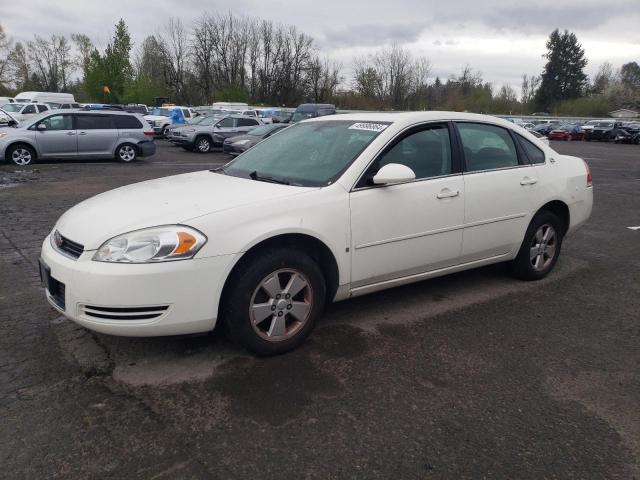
xmin=350 ymin=123 xmax=465 ymax=288
xmin=34 ymin=114 xmax=77 ymax=158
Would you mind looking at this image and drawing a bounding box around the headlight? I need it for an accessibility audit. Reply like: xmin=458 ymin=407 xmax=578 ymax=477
xmin=93 ymin=225 xmax=207 ymax=263
xmin=0 ymin=132 xmax=8 ymax=138
xmin=234 ymin=139 xmax=250 ymax=146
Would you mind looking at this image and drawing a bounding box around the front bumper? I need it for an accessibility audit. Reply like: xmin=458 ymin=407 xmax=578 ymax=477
xmin=40 ymin=235 xmax=238 ymax=337
xmin=222 ymin=142 xmax=246 ymax=155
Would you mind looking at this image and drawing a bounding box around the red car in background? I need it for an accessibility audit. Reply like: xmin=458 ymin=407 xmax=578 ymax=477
xmin=548 ymin=124 xmax=585 ymax=141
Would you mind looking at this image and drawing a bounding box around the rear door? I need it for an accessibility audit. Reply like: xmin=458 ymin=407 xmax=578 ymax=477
xmin=456 ymin=122 xmax=541 ymax=263
xmin=76 ymin=114 xmax=118 ymax=156
xmin=34 ymin=114 xmax=77 ymax=158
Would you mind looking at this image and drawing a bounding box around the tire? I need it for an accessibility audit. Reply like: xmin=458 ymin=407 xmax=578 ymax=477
xmin=222 ymin=248 xmax=326 ymax=356
xmin=510 ymin=211 xmax=564 ymax=281
xmin=115 ymin=143 xmax=137 ymax=163
xmin=7 ymin=143 xmax=36 ymax=166
xmin=194 ymin=136 xmax=211 ymax=153
xmin=160 ymin=126 xmax=167 ymax=137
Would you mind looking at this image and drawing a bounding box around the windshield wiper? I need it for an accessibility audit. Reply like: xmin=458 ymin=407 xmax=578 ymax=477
xmin=210 ymin=166 xmax=226 ymax=174
xmin=248 ymin=171 xmax=290 ymax=185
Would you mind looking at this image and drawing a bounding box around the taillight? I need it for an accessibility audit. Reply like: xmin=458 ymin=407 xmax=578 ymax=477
xmin=144 ymin=131 xmax=154 ymax=136
xmin=583 ymin=159 xmax=593 ymax=187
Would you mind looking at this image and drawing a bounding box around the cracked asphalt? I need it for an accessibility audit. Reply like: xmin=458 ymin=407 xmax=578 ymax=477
xmin=1 ymin=140 xmax=639 ymax=479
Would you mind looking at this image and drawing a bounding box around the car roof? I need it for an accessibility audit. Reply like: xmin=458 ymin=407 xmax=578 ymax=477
xmin=310 ymin=111 xmax=525 ymax=130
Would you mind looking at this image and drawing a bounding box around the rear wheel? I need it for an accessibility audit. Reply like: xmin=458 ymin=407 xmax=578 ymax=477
xmin=510 ymin=211 xmax=563 ymax=281
xmin=116 ymin=143 xmax=137 ymax=163
xmin=222 ymin=248 xmax=326 ymax=356
xmin=7 ymin=144 xmax=36 ymax=166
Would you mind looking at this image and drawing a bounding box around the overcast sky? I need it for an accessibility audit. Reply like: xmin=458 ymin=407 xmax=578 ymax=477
xmin=2 ymin=0 xmax=640 ymax=92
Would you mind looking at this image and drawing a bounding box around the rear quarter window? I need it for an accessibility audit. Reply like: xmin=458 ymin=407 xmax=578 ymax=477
xmin=517 ymin=135 xmax=546 ymax=164
xmin=113 ymin=115 xmax=143 ymax=129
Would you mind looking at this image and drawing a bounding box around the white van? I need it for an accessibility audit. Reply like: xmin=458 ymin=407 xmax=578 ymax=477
xmin=211 ymin=102 xmax=249 ymax=111
xmin=14 ymin=92 xmax=75 ymax=108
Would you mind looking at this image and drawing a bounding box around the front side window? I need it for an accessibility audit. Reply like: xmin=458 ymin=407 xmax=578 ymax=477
xmin=41 ymin=114 xmax=73 ymax=131
xmin=367 ymin=125 xmax=452 ymax=183
xmin=182 ymin=109 xmax=191 ymax=118
xmin=76 ymin=114 xmax=114 ymax=130
xmin=223 ymin=120 xmax=388 ymax=186
xmin=457 ymin=122 xmax=519 ymax=172
xmin=217 ymin=117 xmax=235 ymax=128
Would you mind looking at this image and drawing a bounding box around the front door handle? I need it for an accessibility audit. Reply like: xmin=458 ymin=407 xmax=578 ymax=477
xmin=520 ymin=177 xmax=537 ymax=186
xmin=436 ymin=188 xmax=460 ymax=199
xmin=66 ymin=131 xmax=76 ymax=136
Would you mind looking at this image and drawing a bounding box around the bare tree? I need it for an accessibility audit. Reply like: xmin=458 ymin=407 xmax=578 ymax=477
xmin=0 ymin=25 xmax=13 ymax=90
xmin=157 ymin=18 xmax=191 ymax=103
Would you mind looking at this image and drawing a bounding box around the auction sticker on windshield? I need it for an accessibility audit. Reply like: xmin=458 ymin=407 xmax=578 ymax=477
xmin=348 ymin=122 xmax=389 ymax=132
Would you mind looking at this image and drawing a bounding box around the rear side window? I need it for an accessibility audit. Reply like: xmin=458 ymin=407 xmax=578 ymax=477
xmin=113 ymin=115 xmax=143 ymax=129
xmin=76 ymin=114 xmax=114 ymax=130
xmin=37 ymin=105 xmax=49 ymax=112
xmin=182 ymin=109 xmax=191 ymax=118
xmin=238 ymin=118 xmax=259 ymax=127
xmin=23 ymin=105 xmax=36 ymax=114
xmin=517 ymin=135 xmax=545 ymax=164
xmin=457 ymin=122 xmax=519 ymax=172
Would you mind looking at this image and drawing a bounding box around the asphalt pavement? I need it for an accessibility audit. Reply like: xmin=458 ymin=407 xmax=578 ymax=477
xmin=1 ymin=139 xmax=639 ymax=479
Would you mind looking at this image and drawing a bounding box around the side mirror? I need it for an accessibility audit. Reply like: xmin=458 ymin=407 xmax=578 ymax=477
xmin=36 ymin=123 xmax=47 ymax=130
xmin=7 ymin=119 xmax=17 ymax=127
xmin=372 ymin=163 xmax=416 ymax=185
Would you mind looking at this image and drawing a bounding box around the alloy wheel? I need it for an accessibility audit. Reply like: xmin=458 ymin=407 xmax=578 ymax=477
xmin=119 ymin=145 xmax=136 ymax=162
xmin=197 ymin=138 xmax=210 ymax=152
xmin=11 ymin=148 xmax=32 ymax=166
xmin=249 ymin=269 xmax=313 ymax=342
xmin=529 ymin=223 xmax=556 ymax=271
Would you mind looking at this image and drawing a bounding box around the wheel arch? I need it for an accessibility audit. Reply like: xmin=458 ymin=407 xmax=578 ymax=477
xmin=535 ymin=200 xmax=570 ymax=235
xmin=4 ymin=140 xmax=39 ymax=162
xmin=218 ymin=232 xmax=341 ymax=319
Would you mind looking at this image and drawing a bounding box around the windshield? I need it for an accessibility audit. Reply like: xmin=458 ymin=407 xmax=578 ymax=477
xmin=149 ymin=108 xmax=171 ymax=116
xmin=291 ymin=112 xmax=315 ymax=122
xmin=196 ymin=116 xmax=218 ymax=126
xmin=248 ymin=125 xmax=283 ymax=136
xmin=596 ymin=122 xmax=614 ymax=127
xmin=2 ymin=104 xmax=24 ymax=112
xmin=223 ymin=120 xmax=389 ymax=187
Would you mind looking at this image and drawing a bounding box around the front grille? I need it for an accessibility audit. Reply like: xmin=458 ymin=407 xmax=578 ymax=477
xmin=54 ymin=231 xmax=84 ymax=259
xmin=81 ymin=305 xmax=169 ymax=321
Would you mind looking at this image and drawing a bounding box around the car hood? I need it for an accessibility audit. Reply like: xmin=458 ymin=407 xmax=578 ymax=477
xmin=143 ymin=115 xmax=170 ymax=122
xmin=226 ymin=134 xmax=255 ymax=143
xmin=55 ymin=171 xmax=316 ymax=250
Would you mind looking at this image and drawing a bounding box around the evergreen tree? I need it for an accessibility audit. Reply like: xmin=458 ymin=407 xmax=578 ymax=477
xmin=534 ymin=29 xmax=587 ymax=111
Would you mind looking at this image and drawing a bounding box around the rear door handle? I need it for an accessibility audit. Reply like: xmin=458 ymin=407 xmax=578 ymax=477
xmin=78 ymin=131 xmax=87 ymax=136
xmin=436 ymin=188 xmax=460 ymax=199
xmin=520 ymin=177 xmax=537 ymax=186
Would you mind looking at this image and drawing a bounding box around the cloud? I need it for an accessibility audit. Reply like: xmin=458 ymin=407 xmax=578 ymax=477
xmin=319 ymin=22 xmax=428 ymax=49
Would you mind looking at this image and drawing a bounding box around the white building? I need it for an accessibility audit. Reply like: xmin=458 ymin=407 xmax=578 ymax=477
xmin=608 ymin=108 xmax=639 ymax=118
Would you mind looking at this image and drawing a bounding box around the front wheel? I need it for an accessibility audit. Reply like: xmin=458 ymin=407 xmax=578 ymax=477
xmin=7 ymin=144 xmax=36 ymax=166
xmin=194 ymin=136 xmax=211 ymax=153
xmin=116 ymin=143 xmax=137 ymax=162
xmin=510 ymin=211 xmax=563 ymax=281
xmin=222 ymin=248 xmax=326 ymax=356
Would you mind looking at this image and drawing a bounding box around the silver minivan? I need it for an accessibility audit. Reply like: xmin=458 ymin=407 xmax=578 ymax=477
xmin=0 ymin=109 xmax=156 ymax=166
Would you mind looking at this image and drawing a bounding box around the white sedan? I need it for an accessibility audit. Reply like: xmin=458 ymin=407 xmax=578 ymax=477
xmin=40 ymin=112 xmax=593 ymax=355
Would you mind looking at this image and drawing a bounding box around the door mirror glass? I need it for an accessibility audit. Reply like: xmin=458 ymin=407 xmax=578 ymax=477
xmin=373 ymin=163 xmax=416 ymax=185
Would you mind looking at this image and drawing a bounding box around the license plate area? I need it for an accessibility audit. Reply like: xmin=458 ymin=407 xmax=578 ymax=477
xmin=39 ymin=259 xmax=66 ymax=311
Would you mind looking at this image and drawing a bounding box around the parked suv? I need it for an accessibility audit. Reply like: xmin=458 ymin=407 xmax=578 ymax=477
xmin=172 ymin=115 xmax=262 ymax=153
xmin=0 ymin=110 xmax=156 ymax=166
xmin=0 ymin=102 xmax=51 ymax=121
